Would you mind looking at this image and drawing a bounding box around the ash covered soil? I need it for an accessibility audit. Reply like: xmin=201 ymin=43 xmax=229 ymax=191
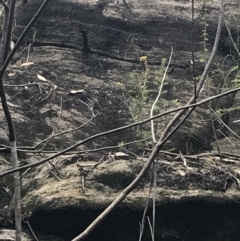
xmin=1 ymin=0 xmax=240 ymax=241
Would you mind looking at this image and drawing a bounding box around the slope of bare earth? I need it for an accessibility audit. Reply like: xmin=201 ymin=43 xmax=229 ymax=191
xmin=1 ymin=0 xmax=240 ymax=240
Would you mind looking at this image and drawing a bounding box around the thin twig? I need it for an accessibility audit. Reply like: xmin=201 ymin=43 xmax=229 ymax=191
xmin=139 ymin=165 xmax=153 ymax=241
xmin=26 ymin=43 xmax=33 ymax=64
xmin=25 ymin=220 xmax=39 ymax=241
xmin=39 ymin=85 xmax=53 ymax=102
xmin=78 ymin=99 xmax=96 ymax=117
xmin=217 ymin=129 xmax=239 ymax=152
xmin=192 ymin=0 xmax=196 ymax=102
xmin=212 ymin=108 xmax=240 ymax=140
xmin=150 ymin=47 xmax=173 ymax=143
xmin=152 ymin=159 xmax=157 ymax=240
xmin=58 ymin=96 xmax=62 ymax=122
xmin=224 ymin=18 xmax=240 ymax=57
xmin=33 ymin=116 xmax=96 ymax=150
xmin=147 ymin=216 xmax=154 ymax=241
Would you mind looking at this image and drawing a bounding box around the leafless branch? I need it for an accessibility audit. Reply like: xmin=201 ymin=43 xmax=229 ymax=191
xmin=224 ymin=18 xmax=240 ymax=57
xmin=212 ymin=108 xmax=240 ymax=139
xmin=0 ymin=116 xmax=96 ymax=153
xmin=138 ymin=173 xmax=152 ymax=241
xmin=0 ymin=0 xmax=8 ymax=10
xmin=1 ymin=88 xmax=239 ymax=178
xmin=147 ymin=216 xmax=154 ymax=241
xmin=25 ymin=220 xmax=39 ymax=241
xmin=150 ymin=47 xmax=173 ymax=143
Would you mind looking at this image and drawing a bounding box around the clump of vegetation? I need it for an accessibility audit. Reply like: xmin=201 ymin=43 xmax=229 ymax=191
xmin=117 ymin=55 xmax=178 ymax=149
xmin=118 ymin=56 xmax=170 ymax=123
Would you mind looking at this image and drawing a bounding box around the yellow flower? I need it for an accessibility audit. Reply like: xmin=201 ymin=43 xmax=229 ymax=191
xmin=139 ymin=55 xmax=148 ymax=62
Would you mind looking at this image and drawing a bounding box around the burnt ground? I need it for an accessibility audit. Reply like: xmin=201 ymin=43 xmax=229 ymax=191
xmin=1 ymin=0 xmax=240 ymax=241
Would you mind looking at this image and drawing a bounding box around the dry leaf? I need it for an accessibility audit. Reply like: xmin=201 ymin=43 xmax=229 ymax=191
xmin=69 ymin=89 xmax=84 ymax=94
xmin=114 ymin=152 xmax=129 ymax=157
xmin=10 ymin=41 xmax=14 ymax=51
xmin=53 ymin=84 xmax=58 ymax=90
xmin=177 ymin=170 xmax=186 ymax=176
xmin=21 ymin=62 xmax=34 ymax=67
xmin=37 ymin=73 xmax=47 ymax=82
xmin=8 ymin=72 xmax=16 ymax=77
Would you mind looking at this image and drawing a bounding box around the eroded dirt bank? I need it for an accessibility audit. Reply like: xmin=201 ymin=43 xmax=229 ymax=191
xmin=1 ymin=0 xmax=240 ymax=240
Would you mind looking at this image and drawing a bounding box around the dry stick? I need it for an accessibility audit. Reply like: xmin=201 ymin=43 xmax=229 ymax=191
xmin=211 ymin=108 xmax=240 ymax=140
xmin=217 ymin=129 xmax=240 ymax=152
xmin=203 ymin=1 xmax=221 ymax=155
xmin=71 ymin=2 xmax=224 ymax=240
xmin=152 ymin=158 xmax=157 ymax=241
xmin=4 ymin=129 xmax=240 ymax=160
xmin=210 ymin=110 xmax=221 ymax=154
xmin=1 ymin=90 xmax=240 ymax=178
xmin=25 ymin=220 xmax=39 ymax=241
xmin=0 ymin=0 xmax=8 ymax=10
xmin=147 ymin=216 xmax=154 ymax=241
xmin=156 ymin=150 xmax=238 ymax=160
xmin=150 ymin=47 xmax=173 ymax=143
xmin=224 ymin=18 xmax=240 ymax=57
xmin=0 ymin=0 xmax=9 ymax=66
xmin=26 ymin=43 xmax=32 ymax=63
xmin=138 ymin=163 xmax=154 ymax=241
xmin=192 ymin=0 xmax=196 ymax=102
xmin=3 ymin=0 xmax=15 ymax=64
xmin=1 ymin=133 xmax=152 ymax=154
xmin=214 ymin=119 xmax=240 ymax=161
xmin=0 ymin=112 xmax=95 ymax=153
xmin=149 ymin=48 xmax=173 ymax=239
xmin=32 ymin=116 xmax=95 ymax=151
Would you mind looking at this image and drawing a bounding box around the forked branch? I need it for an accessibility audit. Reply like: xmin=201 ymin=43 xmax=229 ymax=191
xmin=0 ymin=0 xmax=8 ymax=10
